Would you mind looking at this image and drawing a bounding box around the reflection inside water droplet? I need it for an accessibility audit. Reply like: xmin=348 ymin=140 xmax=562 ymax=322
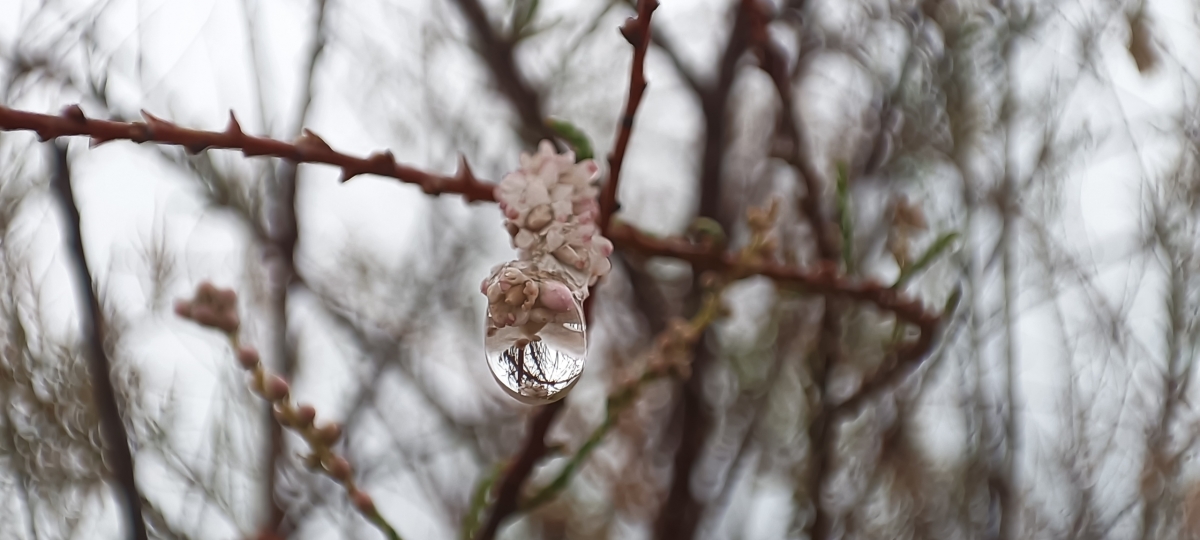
xmin=485 ymin=297 xmax=587 ymax=405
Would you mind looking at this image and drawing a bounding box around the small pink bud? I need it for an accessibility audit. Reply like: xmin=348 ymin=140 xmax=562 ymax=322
xmin=350 ymin=489 xmax=376 ymax=515
xmin=236 ymin=347 xmax=261 ymax=370
xmin=197 ymin=281 xmax=217 ymax=302
xmin=314 ymin=423 xmax=343 ymax=445
xmin=263 ymin=375 xmax=290 ymax=401
xmin=190 ymin=305 xmax=219 ymax=328
xmin=295 ymin=405 xmax=317 ymax=426
xmin=216 ymin=313 xmax=240 ymax=333
xmin=324 ymin=455 xmax=353 ymax=481
xmin=539 ymin=281 xmax=573 ymax=313
xmin=174 ymin=301 xmax=193 ymax=318
xmin=214 ymin=288 xmax=237 ymax=308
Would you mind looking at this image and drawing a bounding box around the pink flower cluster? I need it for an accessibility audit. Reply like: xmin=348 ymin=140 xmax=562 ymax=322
xmin=482 ymin=141 xmax=613 ymax=332
xmin=495 ymin=141 xmax=613 ymax=288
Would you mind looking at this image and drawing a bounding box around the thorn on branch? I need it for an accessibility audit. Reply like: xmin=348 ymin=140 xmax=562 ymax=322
xmin=226 ymin=112 xmax=244 ymax=138
xmin=296 ymin=128 xmax=333 ymax=153
xmin=619 ymin=17 xmax=644 ymax=44
xmin=62 ymin=104 xmax=87 ymax=124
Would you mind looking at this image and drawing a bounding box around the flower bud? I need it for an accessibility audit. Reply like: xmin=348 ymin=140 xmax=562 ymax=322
xmin=197 ymin=281 xmax=218 ymax=301
xmin=324 ymin=455 xmax=353 ymax=482
xmin=190 ymin=305 xmax=219 ymax=328
xmin=350 ymin=489 xmax=376 ymax=515
xmin=216 ymin=312 xmax=240 ymax=333
xmin=214 ymin=288 xmax=237 ymax=309
xmin=262 ymin=374 xmax=290 ymax=401
xmin=313 ymin=423 xmax=342 ymax=445
xmin=236 ymin=347 xmax=261 ymax=370
xmin=295 ymin=405 xmax=317 ymax=427
xmin=173 ymin=300 xmax=193 ymax=318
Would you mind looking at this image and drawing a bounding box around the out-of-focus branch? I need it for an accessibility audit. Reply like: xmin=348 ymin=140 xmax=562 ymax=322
xmin=263 ymin=0 xmax=329 ymax=532
xmin=745 ymin=3 xmax=838 ymax=260
xmin=448 ymin=0 xmax=557 ymax=146
xmin=654 ymin=3 xmax=757 ymax=535
xmin=47 ymin=142 xmax=148 ymax=540
xmin=0 ymin=104 xmax=496 ymax=202
xmin=741 ymin=4 xmax=838 ymax=538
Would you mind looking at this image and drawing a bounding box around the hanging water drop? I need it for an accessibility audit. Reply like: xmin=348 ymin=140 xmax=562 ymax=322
xmin=484 ymin=295 xmax=587 ymax=405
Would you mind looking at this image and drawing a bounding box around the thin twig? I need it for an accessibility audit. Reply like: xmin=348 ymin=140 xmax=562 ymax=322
xmin=473 ymin=4 xmax=658 ymax=539
xmin=599 ymin=0 xmax=658 ymax=233
xmin=47 ymin=141 xmax=148 ymax=540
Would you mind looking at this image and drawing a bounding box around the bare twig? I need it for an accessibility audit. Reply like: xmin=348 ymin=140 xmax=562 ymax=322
xmin=47 ymin=141 xmax=148 ymax=540
xmin=599 ymin=0 xmax=658 ymax=233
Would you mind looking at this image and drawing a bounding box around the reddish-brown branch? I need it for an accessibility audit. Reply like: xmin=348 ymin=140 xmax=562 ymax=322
xmin=608 ymin=221 xmax=936 ymax=332
xmin=600 ymin=0 xmax=659 ymax=233
xmin=0 ymin=104 xmax=938 ymax=334
xmin=0 ymin=105 xmax=497 ymax=202
xmin=472 ymin=399 xmax=563 ymax=540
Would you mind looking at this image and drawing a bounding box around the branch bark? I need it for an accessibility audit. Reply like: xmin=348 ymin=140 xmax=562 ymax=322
xmin=48 ymin=141 xmax=148 ymax=540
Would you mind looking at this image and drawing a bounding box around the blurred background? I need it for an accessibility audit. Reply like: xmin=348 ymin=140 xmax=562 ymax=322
xmin=1 ymin=0 xmax=1199 ymax=539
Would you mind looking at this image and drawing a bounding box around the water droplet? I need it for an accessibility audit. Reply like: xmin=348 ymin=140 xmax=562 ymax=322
xmin=485 ymin=297 xmax=587 ymax=405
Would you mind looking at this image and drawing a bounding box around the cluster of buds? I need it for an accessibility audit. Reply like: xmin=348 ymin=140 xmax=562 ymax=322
xmin=484 ymin=141 xmax=613 ymax=330
xmin=481 ymin=262 xmax=579 ymax=336
xmin=174 ymin=282 xmax=239 ymax=333
xmin=175 ymin=282 xmax=387 ymax=534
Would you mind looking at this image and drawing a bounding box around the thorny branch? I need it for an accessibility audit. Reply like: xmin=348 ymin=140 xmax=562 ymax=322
xmin=0 ymin=104 xmax=497 ymax=202
xmin=47 ymin=142 xmax=149 ymax=540
xmin=0 ymin=103 xmax=941 ymax=360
